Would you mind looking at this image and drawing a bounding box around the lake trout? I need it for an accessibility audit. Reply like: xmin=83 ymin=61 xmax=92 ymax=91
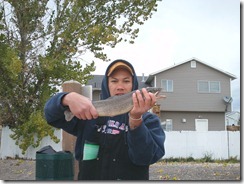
xmin=64 ymin=87 xmax=165 ymax=121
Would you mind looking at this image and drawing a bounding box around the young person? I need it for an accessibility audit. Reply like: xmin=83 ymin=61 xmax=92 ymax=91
xmin=44 ymin=59 xmax=165 ymax=180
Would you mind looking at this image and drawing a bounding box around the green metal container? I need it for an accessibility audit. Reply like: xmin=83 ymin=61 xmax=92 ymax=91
xmin=36 ymin=151 xmax=74 ymax=180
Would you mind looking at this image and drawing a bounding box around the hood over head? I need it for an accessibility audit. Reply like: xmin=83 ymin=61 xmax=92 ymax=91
xmin=95 ymin=59 xmax=139 ymax=129
xmin=101 ymin=59 xmax=138 ymax=100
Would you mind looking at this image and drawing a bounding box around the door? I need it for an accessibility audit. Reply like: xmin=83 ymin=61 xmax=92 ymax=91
xmin=195 ymin=119 xmax=208 ymax=131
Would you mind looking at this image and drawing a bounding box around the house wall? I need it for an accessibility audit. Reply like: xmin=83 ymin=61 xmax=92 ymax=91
xmin=160 ymin=111 xmax=226 ymax=131
xmin=155 ymin=61 xmax=232 ymax=112
xmin=92 ymin=90 xmax=101 ymax=101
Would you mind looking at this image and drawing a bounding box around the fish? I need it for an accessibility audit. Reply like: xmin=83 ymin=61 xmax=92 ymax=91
xmin=64 ymin=87 xmax=166 ymax=121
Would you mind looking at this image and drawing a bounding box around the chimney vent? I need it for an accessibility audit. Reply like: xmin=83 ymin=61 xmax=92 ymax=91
xmin=141 ymin=73 xmax=145 ymax=82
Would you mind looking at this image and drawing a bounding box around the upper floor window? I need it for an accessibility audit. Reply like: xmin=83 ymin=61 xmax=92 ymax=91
xmin=161 ymin=79 xmax=173 ymax=92
xmin=198 ymin=80 xmax=221 ymax=93
xmin=191 ymin=60 xmax=196 ymax=68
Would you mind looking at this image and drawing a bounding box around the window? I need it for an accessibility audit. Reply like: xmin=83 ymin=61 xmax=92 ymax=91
xmin=198 ymin=81 xmax=220 ymax=93
xmin=210 ymin=81 xmax=220 ymax=93
xmin=161 ymin=79 xmax=173 ymax=92
xmin=191 ymin=61 xmax=196 ymax=68
xmin=166 ymin=119 xmax=173 ymax=131
xmin=160 ymin=119 xmax=173 ymax=131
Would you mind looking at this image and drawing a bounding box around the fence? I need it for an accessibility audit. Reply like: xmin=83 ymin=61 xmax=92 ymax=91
xmin=163 ymin=131 xmax=240 ymax=160
xmin=0 ymin=126 xmax=240 ymax=160
xmin=0 ymin=126 xmax=62 ymax=159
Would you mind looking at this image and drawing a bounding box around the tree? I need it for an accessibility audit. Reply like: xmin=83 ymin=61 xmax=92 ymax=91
xmin=0 ymin=0 xmax=161 ymax=153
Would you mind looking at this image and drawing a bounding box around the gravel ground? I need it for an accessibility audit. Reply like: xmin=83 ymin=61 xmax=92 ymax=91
xmin=149 ymin=161 xmax=241 ymax=181
xmin=0 ymin=159 xmax=241 ymax=181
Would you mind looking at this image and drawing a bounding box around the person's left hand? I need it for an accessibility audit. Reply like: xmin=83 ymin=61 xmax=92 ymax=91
xmin=129 ymin=88 xmax=156 ymax=129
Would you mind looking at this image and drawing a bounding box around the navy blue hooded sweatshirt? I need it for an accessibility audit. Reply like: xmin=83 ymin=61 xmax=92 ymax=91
xmin=44 ymin=59 xmax=165 ymax=180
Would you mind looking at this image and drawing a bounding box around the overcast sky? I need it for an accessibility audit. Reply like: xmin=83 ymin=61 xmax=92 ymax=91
xmin=82 ymin=0 xmax=240 ymax=112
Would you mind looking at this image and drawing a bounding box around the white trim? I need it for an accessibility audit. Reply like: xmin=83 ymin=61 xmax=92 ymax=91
xmin=150 ymin=58 xmax=236 ymax=80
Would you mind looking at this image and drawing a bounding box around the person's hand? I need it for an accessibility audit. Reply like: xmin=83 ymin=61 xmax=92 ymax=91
xmin=62 ymin=92 xmax=98 ymax=120
xmin=129 ymin=88 xmax=156 ymax=129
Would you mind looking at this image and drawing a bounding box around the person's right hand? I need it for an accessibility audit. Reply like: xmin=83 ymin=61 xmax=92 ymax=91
xmin=62 ymin=92 xmax=98 ymax=120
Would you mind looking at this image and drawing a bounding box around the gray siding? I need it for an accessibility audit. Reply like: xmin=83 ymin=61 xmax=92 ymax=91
xmin=160 ymin=111 xmax=225 ymax=131
xmin=155 ymin=61 xmax=232 ymax=112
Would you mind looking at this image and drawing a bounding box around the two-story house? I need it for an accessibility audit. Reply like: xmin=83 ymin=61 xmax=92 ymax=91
xmin=144 ymin=58 xmax=236 ymax=131
xmin=87 ymin=58 xmax=236 ymax=131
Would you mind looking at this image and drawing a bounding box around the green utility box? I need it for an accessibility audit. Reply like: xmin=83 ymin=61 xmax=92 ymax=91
xmin=35 ymin=146 xmax=74 ymax=180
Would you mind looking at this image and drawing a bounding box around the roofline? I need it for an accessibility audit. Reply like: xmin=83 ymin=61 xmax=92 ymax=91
xmin=149 ymin=57 xmax=237 ymax=80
